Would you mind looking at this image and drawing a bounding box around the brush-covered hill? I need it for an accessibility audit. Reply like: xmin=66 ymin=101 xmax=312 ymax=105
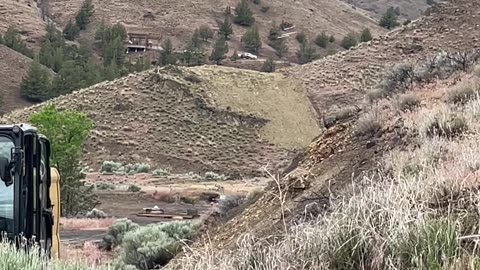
xmin=48 ymin=0 xmax=385 ymax=60
xmin=165 ymin=0 xmax=480 ymax=268
xmin=0 ymin=44 xmax=37 ymax=113
xmin=1 ymin=65 xmax=320 ymax=177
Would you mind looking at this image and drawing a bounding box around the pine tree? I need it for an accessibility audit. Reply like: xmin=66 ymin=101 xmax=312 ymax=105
xmin=296 ymin=40 xmax=318 ymax=64
xmin=341 ymin=33 xmax=358 ymax=49
xmin=63 ymin=20 xmax=80 ymax=41
xmin=75 ymin=0 xmax=94 ymax=30
xmin=199 ymin=25 xmax=214 ymax=41
xmin=234 ymin=0 xmax=255 ymax=26
xmin=190 ymin=29 xmax=202 ymax=49
xmin=360 ymin=28 xmax=373 ymax=42
xmin=20 ymin=58 xmax=51 ymax=102
xmin=241 ymin=26 xmax=262 ymax=53
xmin=379 ymin=7 xmax=399 ymax=29
xmin=159 ymin=38 xmax=177 ymax=66
xmin=315 ymin=31 xmax=329 ymax=48
xmin=209 ymin=36 xmax=228 ymax=64
xmin=219 ymin=16 xmax=233 ymax=40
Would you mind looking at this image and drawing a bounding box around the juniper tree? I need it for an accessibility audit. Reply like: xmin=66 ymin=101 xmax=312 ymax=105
xmin=219 ymin=16 xmax=233 ymax=40
xmin=315 ymin=31 xmax=329 ymax=48
xmin=360 ymin=28 xmax=373 ymax=42
xmin=209 ymin=36 xmax=228 ymax=64
xmin=241 ymin=26 xmax=262 ymax=53
xmin=20 ymin=57 xmax=51 ymax=102
xmin=234 ymin=0 xmax=255 ymax=26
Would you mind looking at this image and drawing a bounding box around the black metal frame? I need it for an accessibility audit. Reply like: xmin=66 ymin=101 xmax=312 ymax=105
xmin=0 ymin=124 xmax=53 ymax=255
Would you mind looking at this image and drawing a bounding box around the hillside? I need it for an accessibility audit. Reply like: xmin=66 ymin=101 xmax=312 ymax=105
xmin=1 ymin=65 xmax=320 ymax=177
xmin=342 ymin=0 xmax=432 ymax=20
xmin=164 ymin=0 xmax=480 ymax=267
xmin=48 ymin=0 xmax=386 ymax=60
xmin=0 ymin=0 xmax=46 ymax=50
xmin=0 ymin=44 xmax=36 ymax=114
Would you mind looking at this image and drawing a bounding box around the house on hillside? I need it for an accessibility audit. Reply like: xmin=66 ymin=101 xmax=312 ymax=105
xmin=125 ymin=32 xmax=163 ymax=53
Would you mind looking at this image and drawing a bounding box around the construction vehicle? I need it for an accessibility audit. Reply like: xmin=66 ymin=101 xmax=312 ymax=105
xmin=0 ymin=124 xmax=61 ymax=259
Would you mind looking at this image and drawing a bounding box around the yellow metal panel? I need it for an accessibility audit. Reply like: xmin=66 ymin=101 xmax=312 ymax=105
xmin=49 ymin=168 xmax=61 ymax=259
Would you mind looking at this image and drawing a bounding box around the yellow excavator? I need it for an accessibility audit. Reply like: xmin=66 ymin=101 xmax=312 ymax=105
xmin=0 ymin=124 xmax=61 ymax=259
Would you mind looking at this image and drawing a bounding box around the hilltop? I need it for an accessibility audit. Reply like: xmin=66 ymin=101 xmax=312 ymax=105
xmin=163 ymin=0 xmax=480 ymax=267
xmin=1 ymin=65 xmax=320 ymax=177
xmin=48 ymin=0 xmax=385 ymax=60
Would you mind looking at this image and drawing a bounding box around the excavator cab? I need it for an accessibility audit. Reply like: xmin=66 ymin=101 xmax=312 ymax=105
xmin=0 ymin=124 xmax=60 ymax=259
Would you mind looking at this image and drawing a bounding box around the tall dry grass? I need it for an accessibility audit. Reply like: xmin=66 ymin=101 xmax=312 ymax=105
xmin=172 ymin=76 xmax=480 ymax=270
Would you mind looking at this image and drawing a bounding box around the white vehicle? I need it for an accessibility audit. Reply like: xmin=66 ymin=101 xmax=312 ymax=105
xmin=238 ymin=52 xmax=258 ymax=60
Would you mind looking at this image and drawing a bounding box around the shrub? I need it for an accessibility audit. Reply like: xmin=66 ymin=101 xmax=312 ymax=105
xmin=86 ymin=208 xmax=108 ymax=219
xmin=340 ymin=33 xmax=357 ymax=49
xmin=127 ymin=184 xmax=141 ymax=192
xmin=95 ymin=181 xmax=115 ymax=190
xmin=218 ymin=15 xmax=233 ymax=40
xmin=380 ymin=62 xmax=416 ymax=95
xmin=101 ymin=161 xmax=122 ymax=173
xmin=396 ymin=93 xmax=420 ymax=111
xmin=366 ymin=88 xmax=386 ymax=102
xmin=103 ymin=218 xmax=139 ymax=250
xmin=447 ymin=79 xmax=480 ymax=104
xmin=116 ymin=221 xmax=199 ymax=269
xmin=252 ymin=0 xmax=260 ymax=4
xmin=260 ymin=6 xmax=269 ymax=13
xmin=329 ymin=35 xmax=335 ymax=43
xmin=205 ymin=171 xmax=225 ymax=181
xmin=315 ymin=31 xmax=329 ymax=48
xmin=217 ymin=195 xmax=246 ymax=217
xmin=295 ymin=32 xmax=307 ymax=44
xmin=424 ymin=114 xmax=467 ymax=138
xmin=261 ymin=57 xmax=275 ymax=72
xmin=360 ymin=28 xmax=373 ymax=42
xmin=355 ymin=110 xmax=383 ymax=136
xmin=152 ymin=169 xmax=170 ymax=177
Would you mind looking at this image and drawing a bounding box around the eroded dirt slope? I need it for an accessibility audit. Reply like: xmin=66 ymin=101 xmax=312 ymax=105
xmin=1 ymin=66 xmax=320 ymax=177
xmin=342 ymin=0 xmax=432 ymax=20
xmin=165 ymin=0 xmax=480 ymax=260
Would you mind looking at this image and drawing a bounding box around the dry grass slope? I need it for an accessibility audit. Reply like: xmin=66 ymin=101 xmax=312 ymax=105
xmin=0 ymin=44 xmax=36 ymax=114
xmin=1 ymin=65 xmax=319 ymax=177
xmin=0 ymin=0 xmax=46 ymax=50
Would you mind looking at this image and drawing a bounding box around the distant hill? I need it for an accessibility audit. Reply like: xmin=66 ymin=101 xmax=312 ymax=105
xmin=1 ymin=65 xmax=321 ymax=177
xmin=342 ymin=0 xmax=432 ymax=20
xmin=48 ymin=0 xmax=386 ymax=61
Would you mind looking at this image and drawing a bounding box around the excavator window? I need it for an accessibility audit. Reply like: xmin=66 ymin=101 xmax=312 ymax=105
xmin=0 ymin=136 xmax=14 ymax=235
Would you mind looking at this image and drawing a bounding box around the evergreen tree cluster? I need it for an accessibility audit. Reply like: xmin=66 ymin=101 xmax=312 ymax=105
xmin=379 ymin=7 xmax=400 ymax=29
xmin=0 ymin=26 xmax=34 ymax=58
xmin=234 ymin=0 xmax=255 ymax=26
xmin=20 ymin=22 xmax=149 ymax=103
xmin=63 ymin=0 xmax=94 ymax=40
xmin=267 ymin=24 xmax=287 ymax=57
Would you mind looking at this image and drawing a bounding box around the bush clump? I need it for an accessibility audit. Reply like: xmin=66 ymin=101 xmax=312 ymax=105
xmin=355 ymin=110 xmax=383 ymax=136
xmin=396 ymin=93 xmax=420 ymax=111
xmin=447 ymin=79 xmax=480 ymax=104
xmin=86 ymin=208 xmax=108 ymax=219
xmin=103 ymin=218 xmax=140 ymax=251
xmin=424 ymin=114 xmax=468 ymax=139
xmin=204 ymin=171 xmax=225 ymax=181
xmin=101 ymin=161 xmax=151 ymax=175
xmin=152 ymin=168 xmax=170 ymax=177
xmin=115 ymin=221 xmax=200 ymax=269
xmin=127 ymin=184 xmax=141 ymax=192
xmin=101 ymin=161 xmax=122 ymax=174
xmin=96 ymin=182 xmax=115 ymax=190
